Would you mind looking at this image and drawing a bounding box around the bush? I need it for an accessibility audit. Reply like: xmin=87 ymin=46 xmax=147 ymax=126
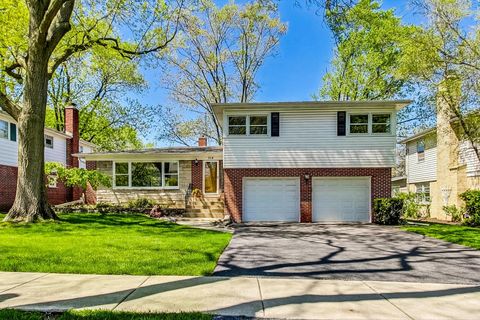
xmin=443 ymin=205 xmax=462 ymax=222
xmin=460 ymin=190 xmax=480 ymax=226
xmin=395 ymin=192 xmax=421 ymax=218
xmin=373 ymin=198 xmax=404 ymax=225
xmin=127 ymin=198 xmax=156 ymax=209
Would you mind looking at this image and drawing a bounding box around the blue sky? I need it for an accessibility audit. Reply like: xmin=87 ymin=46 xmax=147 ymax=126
xmin=141 ymin=0 xmax=415 ymax=144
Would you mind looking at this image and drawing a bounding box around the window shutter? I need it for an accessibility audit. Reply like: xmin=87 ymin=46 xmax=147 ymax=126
xmin=337 ymin=111 xmax=346 ymax=136
xmin=9 ymin=123 xmax=17 ymax=142
xmin=271 ymin=112 xmax=280 ymax=137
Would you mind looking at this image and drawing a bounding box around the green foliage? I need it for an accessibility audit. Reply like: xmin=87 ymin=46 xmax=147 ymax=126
xmin=0 ymin=213 xmax=232 ymax=275
xmin=460 ymin=190 xmax=480 ymax=226
xmin=319 ymin=0 xmax=418 ymax=101
xmin=373 ymin=197 xmax=404 ymax=225
xmin=45 ymin=162 xmax=111 ymax=190
xmin=127 ymin=198 xmax=156 ymax=209
xmin=443 ymin=205 xmax=462 ymax=222
xmin=395 ymin=192 xmax=422 ymax=219
xmin=402 ymin=224 xmax=480 ymax=249
xmin=0 ymin=309 xmax=212 ymax=320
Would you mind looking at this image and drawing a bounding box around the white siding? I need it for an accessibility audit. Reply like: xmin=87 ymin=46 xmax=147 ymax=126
xmin=406 ymin=135 xmax=437 ymax=183
xmin=79 ymin=143 xmax=93 ymax=169
xmin=0 ymin=113 xmax=68 ymax=167
xmin=0 ymin=114 xmax=18 ymax=166
xmin=223 ymin=107 xmax=397 ymax=168
xmin=44 ymin=132 xmax=67 ymax=164
xmin=459 ymin=141 xmax=480 ymax=177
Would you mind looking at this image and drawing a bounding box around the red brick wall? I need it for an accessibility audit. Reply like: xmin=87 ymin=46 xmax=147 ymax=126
xmin=0 ymin=164 xmax=70 ymax=211
xmin=224 ymin=167 xmax=392 ymax=223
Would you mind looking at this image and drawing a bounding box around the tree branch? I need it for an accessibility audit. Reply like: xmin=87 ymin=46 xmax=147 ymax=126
xmin=0 ymin=91 xmax=21 ymax=120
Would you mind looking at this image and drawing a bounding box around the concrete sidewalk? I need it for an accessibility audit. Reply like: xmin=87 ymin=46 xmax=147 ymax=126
xmin=1 ymin=272 xmax=479 ymax=320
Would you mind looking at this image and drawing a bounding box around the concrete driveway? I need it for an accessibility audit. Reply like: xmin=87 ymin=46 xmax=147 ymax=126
xmin=214 ymin=224 xmax=480 ymax=284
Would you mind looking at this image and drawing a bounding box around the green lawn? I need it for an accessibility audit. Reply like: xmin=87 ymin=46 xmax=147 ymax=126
xmin=0 ymin=213 xmax=231 ymax=275
xmin=0 ymin=309 xmax=212 ymax=320
xmin=402 ymin=224 xmax=480 ymax=249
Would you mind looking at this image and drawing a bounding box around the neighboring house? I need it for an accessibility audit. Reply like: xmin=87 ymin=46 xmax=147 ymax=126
xmin=79 ymin=100 xmax=409 ymax=223
xmin=0 ymin=105 xmax=96 ymax=211
xmin=400 ymin=100 xmax=480 ymax=220
xmin=391 ymin=176 xmax=407 ymax=195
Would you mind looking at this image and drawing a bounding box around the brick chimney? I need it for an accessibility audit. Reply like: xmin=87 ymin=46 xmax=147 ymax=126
xmin=65 ymin=103 xmax=80 ymax=168
xmin=198 ymin=136 xmax=207 ymax=147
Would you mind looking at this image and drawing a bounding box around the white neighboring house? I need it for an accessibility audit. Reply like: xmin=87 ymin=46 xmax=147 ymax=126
xmin=400 ymin=113 xmax=480 ymax=220
xmin=0 ymin=107 xmax=96 ymax=210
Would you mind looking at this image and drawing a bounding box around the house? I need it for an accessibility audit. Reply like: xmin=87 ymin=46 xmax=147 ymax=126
xmin=78 ymin=100 xmax=410 ymax=223
xmin=0 ymin=105 xmax=95 ymax=211
xmin=400 ymin=99 xmax=480 ymax=220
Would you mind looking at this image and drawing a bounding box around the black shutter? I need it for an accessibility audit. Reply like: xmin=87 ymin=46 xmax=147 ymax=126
xmin=271 ymin=112 xmax=280 ymax=137
xmin=337 ymin=111 xmax=346 ymax=136
xmin=9 ymin=123 xmax=17 ymax=142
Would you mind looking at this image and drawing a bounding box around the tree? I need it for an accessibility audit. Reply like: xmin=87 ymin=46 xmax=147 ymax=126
xmin=399 ymin=0 xmax=480 ymax=162
xmin=45 ymin=47 xmax=149 ymax=150
xmin=318 ymin=0 xmax=417 ymax=101
xmin=159 ymin=0 xmax=286 ymax=145
xmin=0 ymin=0 xmax=182 ymax=222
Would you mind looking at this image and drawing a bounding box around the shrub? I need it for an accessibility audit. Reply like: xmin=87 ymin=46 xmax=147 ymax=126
xmin=395 ymin=192 xmax=421 ymax=218
xmin=460 ymin=190 xmax=480 ymax=226
xmin=373 ymin=198 xmax=404 ymax=225
xmin=127 ymin=198 xmax=156 ymax=209
xmin=443 ymin=205 xmax=462 ymax=222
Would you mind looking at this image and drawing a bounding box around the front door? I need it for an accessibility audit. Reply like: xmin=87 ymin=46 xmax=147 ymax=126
xmin=204 ymin=161 xmax=218 ymax=194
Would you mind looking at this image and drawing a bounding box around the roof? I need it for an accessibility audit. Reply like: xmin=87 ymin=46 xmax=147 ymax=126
xmin=73 ymin=146 xmax=223 ymax=159
xmin=212 ymin=100 xmax=412 ymax=122
xmin=391 ymin=176 xmax=407 ymax=182
xmin=399 ymin=127 xmax=436 ymax=144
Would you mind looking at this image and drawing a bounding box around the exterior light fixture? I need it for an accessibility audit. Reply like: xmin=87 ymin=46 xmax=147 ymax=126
xmin=304 ymin=173 xmax=310 ymax=181
xmin=195 ymin=159 xmax=199 ymax=166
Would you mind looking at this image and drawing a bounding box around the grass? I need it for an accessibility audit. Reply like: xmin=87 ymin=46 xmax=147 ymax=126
xmin=0 ymin=309 xmax=212 ymax=320
xmin=402 ymin=223 xmax=480 ymax=249
xmin=0 ymin=213 xmax=231 ymax=275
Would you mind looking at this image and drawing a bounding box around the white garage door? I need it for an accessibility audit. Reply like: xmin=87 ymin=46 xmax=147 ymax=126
xmin=244 ymin=178 xmax=300 ymax=222
xmin=313 ymin=177 xmax=370 ymax=222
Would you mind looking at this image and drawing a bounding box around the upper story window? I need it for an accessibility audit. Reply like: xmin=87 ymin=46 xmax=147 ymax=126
xmin=0 ymin=120 xmax=8 ymax=139
xmin=45 ymin=135 xmax=54 ymax=148
xmin=249 ymin=116 xmax=268 ymax=135
xmin=228 ymin=115 xmax=269 ymax=136
xmin=114 ymin=161 xmax=179 ymax=188
xmin=348 ymin=113 xmax=392 ymax=135
xmin=417 ymin=140 xmax=425 ymax=162
xmin=349 ymin=114 xmax=369 ymax=134
xmin=372 ymin=114 xmax=391 ymax=134
xmin=228 ymin=116 xmax=247 ymax=135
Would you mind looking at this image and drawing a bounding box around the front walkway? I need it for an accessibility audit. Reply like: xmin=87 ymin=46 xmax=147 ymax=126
xmin=1 ymin=272 xmax=480 ymax=319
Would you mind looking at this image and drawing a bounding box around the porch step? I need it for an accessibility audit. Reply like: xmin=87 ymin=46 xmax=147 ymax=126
xmin=184 ymin=211 xmax=225 ymax=219
xmin=187 ymin=208 xmax=225 ymax=214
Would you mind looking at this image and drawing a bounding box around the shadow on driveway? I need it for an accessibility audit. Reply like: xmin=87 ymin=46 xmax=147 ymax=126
xmin=213 ymin=224 xmax=480 ymax=284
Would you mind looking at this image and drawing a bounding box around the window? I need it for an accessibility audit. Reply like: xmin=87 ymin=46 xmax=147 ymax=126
xmin=45 ymin=135 xmax=54 ymax=148
xmin=164 ymin=162 xmax=179 ymax=187
xmin=349 ymin=114 xmax=369 ymax=134
xmin=0 ymin=120 xmax=8 ymax=139
xmin=228 ymin=115 xmax=269 ymax=136
xmin=47 ymin=175 xmax=58 ymax=188
xmin=249 ymin=116 xmax=268 ymax=135
xmin=415 ymin=183 xmax=430 ymax=203
xmin=114 ymin=162 xmax=129 ymax=187
xmin=228 ymin=116 xmax=247 ymax=135
xmin=372 ymin=114 xmax=391 ymax=134
xmin=417 ymin=140 xmax=425 ymax=162
xmin=113 ymin=161 xmax=179 ymax=188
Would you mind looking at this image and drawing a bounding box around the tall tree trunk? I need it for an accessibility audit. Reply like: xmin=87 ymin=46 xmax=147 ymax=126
xmin=3 ymin=11 xmax=57 ymax=222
